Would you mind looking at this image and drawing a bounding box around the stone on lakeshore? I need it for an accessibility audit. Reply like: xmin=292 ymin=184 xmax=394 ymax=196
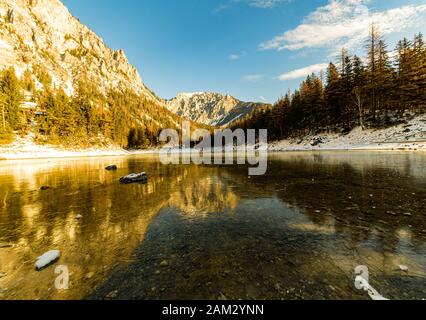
xmin=311 ymin=138 xmax=323 ymax=147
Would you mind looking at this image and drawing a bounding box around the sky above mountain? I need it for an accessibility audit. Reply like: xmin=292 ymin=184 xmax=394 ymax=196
xmin=62 ymin=0 xmax=426 ymax=103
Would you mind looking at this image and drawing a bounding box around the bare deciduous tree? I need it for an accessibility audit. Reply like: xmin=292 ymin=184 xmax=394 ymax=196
xmin=352 ymin=86 xmax=365 ymax=130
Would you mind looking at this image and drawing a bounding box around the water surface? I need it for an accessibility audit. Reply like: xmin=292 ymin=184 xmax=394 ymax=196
xmin=0 ymin=152 xmax=425 ymax=300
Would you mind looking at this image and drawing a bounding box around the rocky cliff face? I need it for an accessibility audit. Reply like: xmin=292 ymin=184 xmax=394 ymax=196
xmin=0 ymin=0 xmax=265 ymax=132
xmin=0 ymin=0 xmax=159 ymax=101
xmin=166 ymin=92 xmax=267 ymax=127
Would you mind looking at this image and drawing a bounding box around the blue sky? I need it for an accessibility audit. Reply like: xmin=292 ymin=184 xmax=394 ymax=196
xmin=62 ymin=0 xmax=426 ymax=103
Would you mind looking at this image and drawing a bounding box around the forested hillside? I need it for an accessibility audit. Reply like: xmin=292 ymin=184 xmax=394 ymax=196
xmin=231 ymin=26 xmax=425 ymax=141
xmin=0 ymin=66 xmax=199 ymax=148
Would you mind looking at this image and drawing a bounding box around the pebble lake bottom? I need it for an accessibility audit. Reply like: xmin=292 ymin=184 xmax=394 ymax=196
xmin=0 ymin=151 xmax=425 ymax=300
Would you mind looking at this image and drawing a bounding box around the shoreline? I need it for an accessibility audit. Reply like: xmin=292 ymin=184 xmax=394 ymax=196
xmin=269 ymin=115 xmax=426 ymax=153
xmin=0 ymin=148 xmax=161 ymax=161
xmin=1 ymin=115 xmax=425 ymax=160
xmin=268 ymin=141 xmax=426 ymax=153
xmin=1 ymin=143 xmax=425 ymax=161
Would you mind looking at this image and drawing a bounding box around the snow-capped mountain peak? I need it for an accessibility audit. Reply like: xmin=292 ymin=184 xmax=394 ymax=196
xmin=166 ymin=92 xmax=268 ymax=127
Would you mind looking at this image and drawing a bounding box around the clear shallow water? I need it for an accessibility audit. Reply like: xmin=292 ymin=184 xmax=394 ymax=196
xmin=0 ymin=152 xmax=425 ymax=300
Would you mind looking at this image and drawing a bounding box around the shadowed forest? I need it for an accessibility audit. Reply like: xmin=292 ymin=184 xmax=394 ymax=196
xmin=232 ymin=27 xmax=425 ymax=141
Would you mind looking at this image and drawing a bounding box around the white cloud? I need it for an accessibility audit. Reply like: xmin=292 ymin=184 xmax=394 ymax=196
xmin=259 ymin=0 xmax=426 ymax=52
xmin=229 ymin=54 xmax=241 ymax=60
xmin=277 ymin=63 xmax=329 ymax=81
xmin=248 ymin=0 xmax=286 ymax=8
xmin=214 ymin=0 xmax=288 ymax=13
xmin=228 ymin=51 xmax=247 ymax=60
xmin=243 ymin=74 xmax=264 ymax=82
xmin=213 ymin=4 xmax=232 ymax=13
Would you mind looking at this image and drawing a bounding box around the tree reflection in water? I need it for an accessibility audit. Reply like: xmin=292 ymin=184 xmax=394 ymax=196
xmin=0 ymin=152 xmax=425 ymax=300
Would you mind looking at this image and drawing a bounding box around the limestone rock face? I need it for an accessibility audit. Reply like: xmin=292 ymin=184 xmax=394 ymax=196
xmin=166 ymin=92 xmax=268 ymax=127
xmin=0 ymin=0 xmax=267 ymax=129
xmin=0 ymin=0 xmax=159 ymax=101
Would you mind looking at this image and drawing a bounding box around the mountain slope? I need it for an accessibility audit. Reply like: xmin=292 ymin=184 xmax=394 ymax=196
xmin=0 ymin=0 xmax=204 ymax=148
xmin=166 ymin=92 xmax=268 ymax=127
xmin=0 ymin=0 xmax=157 ymax=100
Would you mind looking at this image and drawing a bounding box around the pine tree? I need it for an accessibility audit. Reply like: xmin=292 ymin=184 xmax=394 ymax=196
xmin=325 ymin=62 xmax=341 ymax=122
xmin=412 ymin=33 xmax=426 ymax=109
xmin=21 ymin=68 xmax=36 ymax=92
xmin=366 ymin=24 xmax=382 ymax=119
xmin=376 ymin=40 xmax=394 ymax=113
xmin=396 ymin=37 xmax=415 ymax=112
xmin=0 ymin=67 xmax=22 ymax=131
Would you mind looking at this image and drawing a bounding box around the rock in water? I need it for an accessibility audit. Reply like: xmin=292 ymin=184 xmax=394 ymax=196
xmin=398 ymin=265 xmax=409 ymax=272
xmin=35 ymin=250 xmax=60 ymax=271
xmin=40 ymin=186 xmax=50 ymax=191
xmin=120 ymin=173 xmax=148 ymax=184
xmin=105 ymin=165 xmax=118 ymax=171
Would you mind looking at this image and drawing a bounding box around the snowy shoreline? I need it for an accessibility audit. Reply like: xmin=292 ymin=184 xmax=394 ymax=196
xmin=1 ymin=116 xmax=425 ymax=160
xmin=268 ymin=115 xmax=426 ymax=152
xmin=0 ymin=133 xmax=137 ymax=160
xmin=0 ymin=143 xmax=160 ymax=161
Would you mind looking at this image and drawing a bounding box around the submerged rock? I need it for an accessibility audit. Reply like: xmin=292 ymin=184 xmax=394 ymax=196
xmin=398 ymin=265 xmax=409 ymax=272
xmin=105 ymin=165 xmax=118 ymax=171
xmin=119 ymin=173 xmax=148 ymax=184
xmin=106 ymin=290 xmax=118 ymax=299
xmin=40 ymin=186 xmax=50 ymax=191
xmin=35 ymin=250 xmax=61 ymax=271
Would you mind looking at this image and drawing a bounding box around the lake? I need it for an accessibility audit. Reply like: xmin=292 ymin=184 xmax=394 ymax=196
xmin=0 ymin=152 xmax=425 ymax=300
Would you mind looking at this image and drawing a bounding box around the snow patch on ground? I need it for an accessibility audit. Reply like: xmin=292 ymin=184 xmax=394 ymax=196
xmin=0 ymin=39 xmax=12 ymax=50
xmin=0 ymin=133 xmax=129 ymax=160
xmin=269 ymin=115 xmax=426 ymax=152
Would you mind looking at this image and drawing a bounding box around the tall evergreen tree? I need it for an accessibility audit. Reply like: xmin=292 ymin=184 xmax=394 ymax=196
xmin=325 ymin=62 xmax=341 ymax=122
xmin=366 ymin=24 xmax=382 ymax=118
xmin=0 ymin=67 xmax=22 ymax=131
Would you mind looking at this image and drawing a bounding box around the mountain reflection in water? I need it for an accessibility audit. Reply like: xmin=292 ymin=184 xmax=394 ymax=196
xmin=0 ymin=152 xmax=425 ymax=300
